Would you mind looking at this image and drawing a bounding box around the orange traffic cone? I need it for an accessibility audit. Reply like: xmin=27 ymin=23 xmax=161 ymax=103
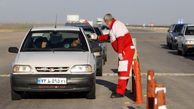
xmin=147 ymin=70 xmax=156 ymax=109
xmin=133 ymin=60 xmax=144 ymax=104
xmin=155 ymin=84 xmax=167 ymax=109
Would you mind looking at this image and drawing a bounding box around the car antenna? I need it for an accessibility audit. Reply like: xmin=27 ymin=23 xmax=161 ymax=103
xmin=54 ymin=14 xmax=58 ymax=28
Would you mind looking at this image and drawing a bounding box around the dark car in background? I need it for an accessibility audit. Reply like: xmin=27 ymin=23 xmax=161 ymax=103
xmin=65 ymin=22 xmax=106 ymax=76
xmin=93 ymin=26 xmax=107 ymax=64
xmin=167 ymin=24 xmax=186 ymax=49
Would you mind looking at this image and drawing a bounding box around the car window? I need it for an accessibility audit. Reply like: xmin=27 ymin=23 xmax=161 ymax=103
xmin=94 ymin=27 xmax=103 ymax=36
xmin=173 ymin=24 xmax=184 ymax=33
xmin=185 ymin=26 xmax=194 ymax=35
xmin=169 ymin=25 xmax=174 ymax=31
xmin=83 ymin=28 xmax=95 ymax=35
xmin=21 ymin=31 xmax=89 ymax=52
xmin=101 ymin=25 xmax=109 ymax=30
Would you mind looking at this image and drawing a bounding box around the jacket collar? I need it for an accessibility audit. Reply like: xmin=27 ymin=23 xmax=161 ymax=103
xmin=109 ymin=19 xmax=116 ymax=29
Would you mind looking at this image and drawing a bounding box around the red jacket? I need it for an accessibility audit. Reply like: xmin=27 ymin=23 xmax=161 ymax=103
xmin=99 ymin=19 xmax=134 ymax=53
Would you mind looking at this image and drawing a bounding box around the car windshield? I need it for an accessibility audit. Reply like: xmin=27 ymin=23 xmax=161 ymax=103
xmin=21 ymin=31 xmax=89 ymax=52
xmin=101 ymin=25 xmax=109 ymax=30
xmin=83 ymin=28 xmax=95 ymax=35
xmin=185 ymin=26 xmax=194 ymax=35
xmin=173 ymin=24 xmax=184 ymax=33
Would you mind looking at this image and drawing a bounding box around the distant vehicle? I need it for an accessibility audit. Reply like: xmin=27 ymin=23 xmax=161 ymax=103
xmin=96 ymin=18 xmax=103 ymax=27
xmin=67 ymin=15 xmax=80 ymax=23
xmin=93 ymin=26 xmax=107 ymax=64
xmin=65 ymin=22 xmax=105 ymax=76
xmin=167 ymin=24 xmax=186 ymax=49
xmin=177 ymin=24 xmax=194 ymax=56
xmin=8 ymin=26 xmax=101 ymax=100
xmin=101 ymin=25 xmax=110 ymax=35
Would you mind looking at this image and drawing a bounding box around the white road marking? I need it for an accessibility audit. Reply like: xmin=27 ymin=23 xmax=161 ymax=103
xmin=0 ymin=74 xmax=10 ymax=77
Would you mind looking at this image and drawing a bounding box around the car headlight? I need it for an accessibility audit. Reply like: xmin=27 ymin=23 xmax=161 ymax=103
xmin=185 ymin=40 xmax=194 ymax=44
xmin=70 ymin=65 xmax=92 ymax=73
xmin=13 ymin=65 xmax=32 ymax=73
xmin=94 ymin=52 xmax=101 ymax=57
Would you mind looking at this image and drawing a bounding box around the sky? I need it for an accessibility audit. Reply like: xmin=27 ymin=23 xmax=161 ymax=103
xmin=0 ymin=0 xmax=194 ymax=24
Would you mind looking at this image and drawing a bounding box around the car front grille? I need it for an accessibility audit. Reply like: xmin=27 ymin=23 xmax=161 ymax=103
xmin=35 ymin=67 xmax=69 ymax=72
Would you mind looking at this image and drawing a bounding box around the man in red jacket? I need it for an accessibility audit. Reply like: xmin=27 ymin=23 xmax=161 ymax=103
xmin=92 ymin=13 xmax=135 ymax=98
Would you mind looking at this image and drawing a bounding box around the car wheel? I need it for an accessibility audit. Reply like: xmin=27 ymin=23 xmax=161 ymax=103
xmin=182 ymin=50 xmax=188 ymax=56
xmin=177 ymin=49 xmax=182 ymax=55
xmin=96 ymin=67 xmax=103 ymax=76
xmin=86 ymin=80 xmax=96 ymax=99
xmin=102 ymin=56 xmax=106 ymax=65
xmin=11 ymin=89 xmax=22 ymax=100
xmin=169 ymin=43 xmax=172 ymax=49
xmin=96 ymin=61 xmax=103 ymax=76
xmin=171 ymin=43 xmax=177 ymax=50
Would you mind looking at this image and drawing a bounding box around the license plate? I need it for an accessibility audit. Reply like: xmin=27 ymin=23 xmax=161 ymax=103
xmin=38 ymin=78 xmax=67 ymax=84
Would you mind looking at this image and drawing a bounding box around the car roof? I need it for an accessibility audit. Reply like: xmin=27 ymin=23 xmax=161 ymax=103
xmin=65 ymin=22 xmax=92 ymax=27
xmin=31 ymin=26 xmax=80 ymax=31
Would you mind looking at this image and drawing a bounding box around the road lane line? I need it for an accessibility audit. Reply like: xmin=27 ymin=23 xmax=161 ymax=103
xmin=0 ymin=74 xmax=10 ymax=77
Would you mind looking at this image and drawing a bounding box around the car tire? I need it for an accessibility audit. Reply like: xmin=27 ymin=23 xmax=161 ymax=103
xmin=171 ymin=43 xmax=177 ymax=50
xmin=182 ymin=50 xmax=188 ymax=56
xmin=169 ymin=43 xmax=172 ymax=49
xmin=177 ymin=49 xmax=182 ymax=55
xmin=96 ymin=67 xmax=103 ymax=76
xmin=86 ymin=80 xmax=96 ymax=99
xmin=11 ymin=89 xmax=22 ymax=100
xmin=96 ymin=61 xmax=103 ymax=76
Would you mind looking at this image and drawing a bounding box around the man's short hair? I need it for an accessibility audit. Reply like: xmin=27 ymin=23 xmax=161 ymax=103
xmin=104 ymin=13 xmax=114 ymax=21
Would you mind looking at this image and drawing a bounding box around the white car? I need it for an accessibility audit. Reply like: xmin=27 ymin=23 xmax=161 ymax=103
xmin=177 ymin=24 xmax=194 ymax=56
xmin=8 ymin=26 xmax=102 ymax=100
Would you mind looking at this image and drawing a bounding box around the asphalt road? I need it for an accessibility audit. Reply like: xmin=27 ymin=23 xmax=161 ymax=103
xmin=0 ymin=30 xmax=194 ymax=109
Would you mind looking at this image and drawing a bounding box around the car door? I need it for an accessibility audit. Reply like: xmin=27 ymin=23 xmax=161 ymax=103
xmin=167 ymin=25 xmax=175 ymax=42
xmin=177 ymin=26 xmax=186 ymax=49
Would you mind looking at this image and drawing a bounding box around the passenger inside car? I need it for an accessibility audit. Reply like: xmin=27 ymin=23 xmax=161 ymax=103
xmin=71 ymin=38 xmax=81 ymax=48
xmin=34 ymin=37 xmax=48 ymax=48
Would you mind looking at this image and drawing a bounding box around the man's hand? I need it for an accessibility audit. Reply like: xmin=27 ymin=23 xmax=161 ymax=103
xmin=118 ymin=53 xmax=123 ymax=60
xmin=90 ymin=33 xmax=98 ymax=40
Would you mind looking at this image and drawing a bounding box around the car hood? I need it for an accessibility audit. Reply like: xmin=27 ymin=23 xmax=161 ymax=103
xmin=184 ymin=35 xmax=194 ymax=40
xmin=15 ymin=52 xmax=89 ymax=67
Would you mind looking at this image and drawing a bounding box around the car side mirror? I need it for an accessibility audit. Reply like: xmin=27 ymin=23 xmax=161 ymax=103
xmin=91 ymin=46 xmax=102 ymax=53
xmin=8 ymin=47 xmax=19 ymax=53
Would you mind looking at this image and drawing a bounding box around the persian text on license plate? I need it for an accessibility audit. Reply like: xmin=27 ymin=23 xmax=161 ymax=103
xmin=37 ymin=78 xmax=67 ymax=84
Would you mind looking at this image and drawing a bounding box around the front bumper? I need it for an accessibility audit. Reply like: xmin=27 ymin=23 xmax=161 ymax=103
xmin=183 ymin=45 xmax=194 ymax=52
xmin=11 ymin=73 xmax=95 ymax=92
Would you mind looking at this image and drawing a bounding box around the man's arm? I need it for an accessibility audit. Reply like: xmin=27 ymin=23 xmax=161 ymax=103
xmin=98 ymin=34 xmax=110 ymax=41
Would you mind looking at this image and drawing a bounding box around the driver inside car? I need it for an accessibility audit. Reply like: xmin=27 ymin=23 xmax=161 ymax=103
xmin=71 ymin=38 xmax=81 ymax=47
xmin=34 ymin=37 xmax=48 ymax=49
